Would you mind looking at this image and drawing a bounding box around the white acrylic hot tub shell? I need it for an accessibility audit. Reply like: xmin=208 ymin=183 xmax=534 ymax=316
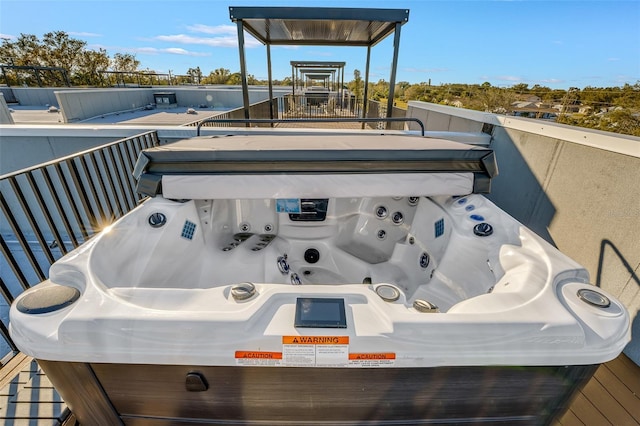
xmin=9 ymin=195 xmax=630 ymax=368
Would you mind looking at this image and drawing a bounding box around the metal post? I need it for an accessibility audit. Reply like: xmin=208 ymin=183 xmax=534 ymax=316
xmin=362 ymin=45 xmax=372 ymax=123
xmin=341 ymin=66 xmax=344 ymax=108
xmin=266 ymin=44 xmax=274 ymax=122
xmin=236 ymin=19 xmax=251 ymax=120
xmin=386 ymin=22 xmax=402 ymax=123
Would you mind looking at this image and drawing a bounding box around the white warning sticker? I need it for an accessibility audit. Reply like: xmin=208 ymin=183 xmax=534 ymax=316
xmin=282 ymin=336 xmax=349 ymax=367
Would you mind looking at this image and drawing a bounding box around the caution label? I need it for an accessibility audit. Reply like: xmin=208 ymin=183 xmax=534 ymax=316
xmin=235 ymin=351 xmax=283 ymax=366
xmin=348 ymin=353 xmax=396 ymax=368
xmin=282 ymin=336 xmax=349 ymax=367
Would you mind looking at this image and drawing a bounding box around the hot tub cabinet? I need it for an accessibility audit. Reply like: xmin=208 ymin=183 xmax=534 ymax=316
xmin=11 ymin=133 xmax=629 ymax=425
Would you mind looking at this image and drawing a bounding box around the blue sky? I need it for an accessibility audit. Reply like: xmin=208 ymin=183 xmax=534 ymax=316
xmin=1 ymin=0 xmax=639 ymax=89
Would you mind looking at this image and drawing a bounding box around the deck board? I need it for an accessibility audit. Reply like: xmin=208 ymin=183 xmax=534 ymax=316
xmin=594 ymin=363 xmax=640 ymax=420
xmin=0 ymin=356 xmax=68 ymax=425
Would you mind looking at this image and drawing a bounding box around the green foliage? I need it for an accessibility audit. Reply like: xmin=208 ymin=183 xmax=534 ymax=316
xmin=111 ymin=53 xmax=140 ymax=73
xmin=203 ymin=67 xmax=231 ymax=84
xmin=1 ymin=32 xmax=114 ymax=86
xmin=73 ymin=48 xmax=110 ymax=86
xmin=560 ymin=109 xmax=640 ymax=136
xmin=186 ymin=67 xmax=203 ymax=84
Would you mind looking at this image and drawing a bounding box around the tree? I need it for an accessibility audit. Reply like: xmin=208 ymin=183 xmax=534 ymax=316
xmin=370 ymin=79 xmax=389 ymax=101
xmin=0 ymin=31 xmax=93 ymax=85
xmin=351 ymin=69 xmax=362 ymax=100
xmin=205 ymin=67 xmax=231 ymax=84
xmin=111 ymin=53 xmax=140 ymax=72
xmin=41 ymin=31 xmax=86 ymax=75
xmin=475 ymin=86 xmax=516 ymax=113
xmin=186 ymin=67 xmax=202 ymax=84
xmin=0 ymin=33 xmax=42 ymax=67
xmin=512 ymin=83 xmax=529 ymax=94
xmin=404 ymin=83 xmax=431 ymax=102
xmin=74 ymin=48 xmax=110 ymax=86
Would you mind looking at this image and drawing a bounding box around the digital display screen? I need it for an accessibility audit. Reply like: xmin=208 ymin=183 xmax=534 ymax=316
xmin=295 ymin=298 xmax=347 ymax=328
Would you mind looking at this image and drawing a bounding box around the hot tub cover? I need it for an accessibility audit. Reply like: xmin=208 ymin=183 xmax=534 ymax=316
xmin=133 ymin=134 xmax=498 ymax=197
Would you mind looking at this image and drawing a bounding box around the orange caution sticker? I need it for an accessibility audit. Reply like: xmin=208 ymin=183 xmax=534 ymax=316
xmin=349 ymin=353 xmax=396 ymax=360
xmin=235 ymin=351 xmax=283 ymax=359
xmin=235 ymin=350 xmax=283 ymax=366
xmin=348 ymin=352 xmax=396 ymax=367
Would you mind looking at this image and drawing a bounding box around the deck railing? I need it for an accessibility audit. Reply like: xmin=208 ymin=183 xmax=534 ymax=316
xmin=185 ymin=95 xmax=366 ymax=128
xmin=280 ymin=94 xmax=363 ymax=119
xmin=184 ymin=98 xmax=277 ymax=128
xmin=0 ymin=131 xmax=159 ymax=361
xmin=367 ymin=99 xmax=407 ymax=130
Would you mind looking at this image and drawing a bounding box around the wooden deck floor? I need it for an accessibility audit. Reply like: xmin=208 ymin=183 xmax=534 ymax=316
xmin=0 ymin=353 xmax=68 ymax=425
xmin=554 ymin=353 xmax=640 ymax=426
xmin=0 ymin=352 xmax=637 ymax=425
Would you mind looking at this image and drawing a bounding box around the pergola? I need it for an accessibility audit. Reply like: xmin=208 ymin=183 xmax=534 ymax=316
xmin=229 ymin=6 xmax=409 ymax=120
xmin=290 ymin=61 xmax=346 ymax=96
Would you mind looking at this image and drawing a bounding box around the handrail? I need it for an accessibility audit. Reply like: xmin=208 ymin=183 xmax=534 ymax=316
xmin=196 ymin=117 xmax=425 ymax=136
xmin=0 ymin=131 xmax=158 ymax=181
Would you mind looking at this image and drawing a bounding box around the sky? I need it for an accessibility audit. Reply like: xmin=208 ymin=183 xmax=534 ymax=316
xmin=0 ymin=0 xmax=639 ymax=89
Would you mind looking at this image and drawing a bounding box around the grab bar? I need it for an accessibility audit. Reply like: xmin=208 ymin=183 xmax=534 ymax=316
xmin=196 ymin=117 xmax=425 ymax=137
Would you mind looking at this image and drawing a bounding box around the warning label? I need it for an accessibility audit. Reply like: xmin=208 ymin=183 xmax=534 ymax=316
xmin=282 ymin=336 xmax=349 ymax=367
xmin=236 ymin=339 xmax=395 ymax=368
xmin=282 ymin=336 xmax=349 ymax=345
xmin=235 ymin=351 xmax=283 ymax=366
xmin=348 ymin=353 xmax=396 ymax=368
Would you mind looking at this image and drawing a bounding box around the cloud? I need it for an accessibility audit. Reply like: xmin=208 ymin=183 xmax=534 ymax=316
xmin=403 ymin=67 xmax=449 ymax=73
xmin=0 ymin=33 xmax=16 ymax=40
xmin=539 ymin=78 xmax=564 ymax=84
xmin=114 ymin=46 xmax=210 ymax=57
xmin=164 ymin=47 xmax=208 ymax=56
xmin=496 ymin=75 xmax=523 ymax=82
xmin=152 ymin=33 xmax=260 ymax=48
xmin=150 ymin=23 xmax=261 ymax=48
xmin=607 ymin=57 xmax=620 ymax=62
xmin=187 ymin=24 xmax=236 ymax=35
xmin=69 ymin=31 xmax=102 ymax=38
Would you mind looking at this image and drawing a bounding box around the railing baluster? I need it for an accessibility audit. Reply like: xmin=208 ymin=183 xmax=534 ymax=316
xmin=41 ymin=166 xmax=78 ymax=250
xmin=98 ymin=149 xmax=124 ymax=219
xmin=109 ymin=144 xmax=136 ymax=212
xmin=0 ymin=235 xmax=30 ymax=291
xmin=24 ymin=171 xmax=68 ymax=256
xmin=0 ymin=315 xmax=18 ymax=353
xmin=0 ymin=276 xmax=15 ymax=304
xmin=0 ymin=191 xmax=46 ymax=282
xmin=133 ymin=136 xmax=145 ymax=155
xmin=7 ymin=177 xmax=56 ymax=266
xmin=117 ymin=143 xmax=139 ymax=206
xmin=66 ymin=159 xmax=97 ymax=238
xmin=77 ymin=155 xmax=107 ymax=226
xmin=54 ymin=162 xmax=89 ymax=242
xmin=120 ymin=140 xmax=139 ymax=202
xmin=86 ymin=152 xmax=113 ymax=223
